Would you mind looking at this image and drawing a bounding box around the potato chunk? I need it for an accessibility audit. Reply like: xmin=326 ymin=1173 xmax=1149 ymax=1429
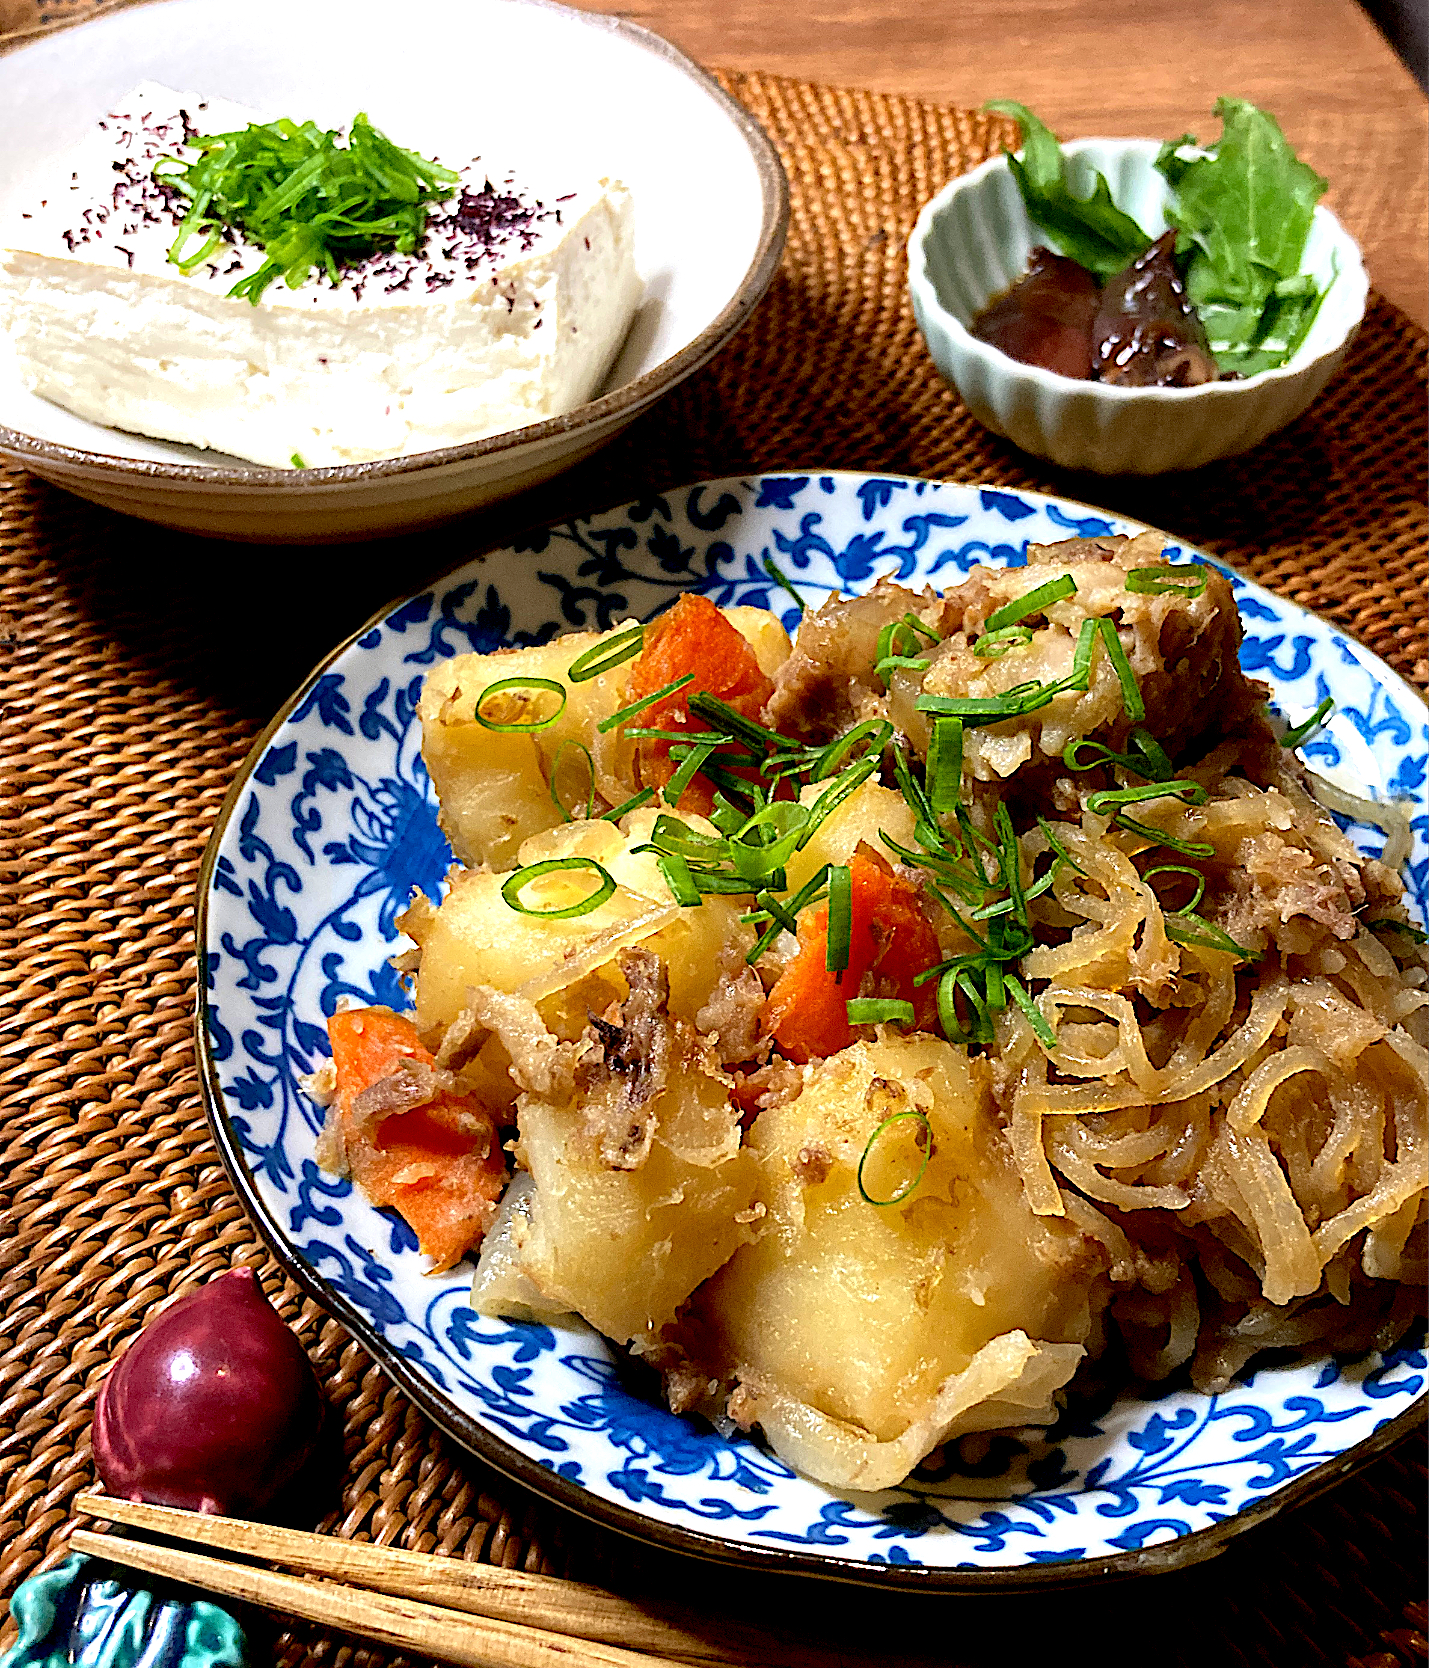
xmin=419 ymin=630 xmax=635 ymax=871
xmin=493 ymin=1063 xmax=762 ymax=1346
xmin=419 ymin=607 xmax=792 ymax=871
xmin=405 ymin=813 xmax=757 ymax=1037
xmin=689 ymin=1034 xmax=1104 ymax=1488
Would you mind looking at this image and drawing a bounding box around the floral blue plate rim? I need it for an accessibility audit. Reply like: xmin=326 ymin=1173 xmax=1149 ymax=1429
xmin=195 ymin=472 xmax=1427 ymax=1590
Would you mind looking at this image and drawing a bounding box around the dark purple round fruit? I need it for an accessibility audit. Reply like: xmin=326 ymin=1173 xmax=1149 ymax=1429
xmin=92 ymin=1266 xmax=323 ymax=1516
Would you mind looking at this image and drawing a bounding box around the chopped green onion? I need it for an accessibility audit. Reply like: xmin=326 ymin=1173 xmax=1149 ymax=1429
xmin=812 ymin=720 xmax=892 ymax=782
xmin=847 ymin=997 xmax=916 ymax=1027
xmin=1165 ymin=911 xmax=1259 ymax=961
xmin=1279 ymin=697 xmax=1334 ymax=748
xmin=1036 ymin=815 xmax=1086 ymax=876
xmin=597 ymin=674 xmax=695 ymax=734
xmin=972 ymin=863 xmax=1060 ymax=918
xmin=1069 ymin=616 xmax=1100 ymax=689
xmin=1367 ymin=918 xmax=1429 ymax=944
xmin=1141 ymin=862 xmax=1207 ymax=914
xmin=937 ymin=966 xmax=969 ymax=1042
xmin=993 ymin=801 xmax=1028 ymax=930
xmin=662 ymin=739 xmax=719 ymax=808
xmin=501 ymin=856 xmax=616 ymax=919
xmin=857 ymin=1108 xmax=933 ymax=1206
xmin=549 ymin=739 xmax=596 ymax=822
xmin=927 ymin=717 xmax=964 ymax=814
xmin=1094 ymin=618 xmax=1145 ymax=722
xmin=746 ymin=866 xmax=830 ymax=964
xmin=602 ymin=787 xmax=656 ymax=822
xmin=567 ymin=625 xmax=645 ymax=683
xmin=1063 ymin=737 xmax=1124 ymax=772
xmin=290 ymin=451 xmax=307 ymax=468
xmin=761 ymin=554 xmax=806 ymax=616
xmin=916 ymin=685 xmax=1060 ymax=723
xmin=826 ymin=864 xmax=852 ymax=973
xmin=156 ymin=112 xmax=460 ymax=304
xmin=973 ymin=625 xmax=1034 ymax=658
xmin=702 ymin=763 xmax=762 ymax=811
xmin=875 ymin=654 xmax=931 ymax=679
xmin=730 ymin=802 xmax=811 ymax=884
xmin=475 ymin=676 xmax=568 ymax=733
xmin=687 ymin=692 xmax=796 ymax=755
xmin=1062 ymin=727 xmax=1172 ymax=780
xmin=983 ymin=573 xmax=1077 ymax=632
xmin=799 ymin=755 xmax=881 ymax=847
xmin=1129 ymin=728 xmax=1174 ymax=781
xmin=1125 ymin=564 xmax=1208 ymax=598
xmin=709 ymin=795 xmax=748 ymax=836
xmin=751 ymin=890 xmax=800 ymax=937
xmin=1087 ymin=780 xmax=1208 ymax=814
xmin=657 ymin=851 xmax=702 ymax=907
xmin=1114 ymin=815 xmax=1216 ymax=858
xmin=1004 ymin=974 xmax=1058 ymax=1049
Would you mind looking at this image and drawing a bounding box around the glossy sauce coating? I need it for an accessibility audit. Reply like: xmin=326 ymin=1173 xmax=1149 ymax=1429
xmin=968 ymin=247 xmax=1100 ymax=377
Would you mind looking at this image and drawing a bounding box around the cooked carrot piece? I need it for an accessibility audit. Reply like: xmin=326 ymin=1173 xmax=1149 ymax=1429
xmin=765 ymin=852 xmax=942 ymax=1064
xmin=327 ymin=1008 xmax=505 ymax=1272
xmin=625 ymin=592 xmax=775 ymax=814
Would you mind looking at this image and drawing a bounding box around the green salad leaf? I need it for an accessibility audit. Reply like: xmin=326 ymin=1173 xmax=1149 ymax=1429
xmin=1154 ymin=98 xmax=1330 ymax=373
xmin=155 ymin=115 xmax=459 ymax=304
xmin=985 ymin=101 xmax=1152 ymax=278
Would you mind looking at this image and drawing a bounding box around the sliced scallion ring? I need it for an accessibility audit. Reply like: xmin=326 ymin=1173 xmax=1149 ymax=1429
xmin=847 ymin=997 xmax=915 ymax=1027
xmin=1142 ymin=863 xmax=1207 ymax=915
xmin=1279 ymin=696 xmax=1334 ymax=749
xmin=501 ymin=856 xmax=616 ymax=919
xmin=857 ymin=1108 xmax=933 ymax=1206
xmin=1004 ymin=973 xmax=1057 ymax=1049
xmin=549 ymin=738 xmax=596 ymax=822
xmin=602 ymin=787 xmax=656 ymax=822
xmin=811 ymin=720 xmax=892 ymax=783
xmin=761 ymin=553 xmax=807 ymax=617
xmin=1125 ymin=564 xmax=1208 ymax=598
xmin=973 ymin=625 xmax=1034 ymax=658
xmin=1114 ymin=814 xmax=1216 ymax=858
xmin=927 ymin=715 xmax=964 ymax=814
xmin=663 ymin=738 xmax=719 ymax=808
xmin=1165 ymin=911 xmax=1259 ymax=961
xmin=1094 ymin=617 xmax=1145 ymax=722
xmin=826 ymin=864 xmax=852 ymax=973
xmin=475 ymin=676 xmax=567 ymax=733
xmin=597 ymin=673 xmax=695 ymax=734
xmin=656 ymin=851 xmax=702 ymax=907
xmin=567 ymin=625 xmax=644 ymax=682
xmin=983 ymin=573 xmax=1077 ymax=632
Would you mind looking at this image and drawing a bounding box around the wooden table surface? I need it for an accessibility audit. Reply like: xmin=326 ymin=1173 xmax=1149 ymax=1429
xmin=570 ymin=0 xmax=1429 ymax=330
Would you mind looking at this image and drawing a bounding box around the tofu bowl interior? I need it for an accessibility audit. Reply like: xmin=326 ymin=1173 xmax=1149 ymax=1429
xmin=0 ymin=0 xmax=787 ymax=538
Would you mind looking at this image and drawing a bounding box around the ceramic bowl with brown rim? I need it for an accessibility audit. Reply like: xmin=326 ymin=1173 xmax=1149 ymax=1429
xmin=0 ymin=0 xmax=787 ymax=542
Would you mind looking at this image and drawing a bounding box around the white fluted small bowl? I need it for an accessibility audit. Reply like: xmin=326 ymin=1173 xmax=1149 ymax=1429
xmin=908 ymin=139 xmax=1368 ymax=474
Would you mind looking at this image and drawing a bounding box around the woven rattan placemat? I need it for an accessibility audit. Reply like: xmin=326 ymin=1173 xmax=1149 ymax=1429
xmin=1 ymin=43 xmax=1426 ymax=1668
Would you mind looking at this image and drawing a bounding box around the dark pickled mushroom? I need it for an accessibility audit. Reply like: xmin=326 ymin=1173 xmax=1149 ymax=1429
xmin=1093 ymin=231 xmax=1219 ymax=387
xmin=969 ymin=247 xmax=1100 ymax=379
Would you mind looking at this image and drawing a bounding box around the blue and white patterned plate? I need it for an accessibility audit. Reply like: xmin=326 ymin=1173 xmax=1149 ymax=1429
xmin=197 ymin=474 xmax=1427 ymax=1587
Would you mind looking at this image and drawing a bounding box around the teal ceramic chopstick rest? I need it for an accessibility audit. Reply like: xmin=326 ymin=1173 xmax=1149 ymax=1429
xmin=0 ymin=1554 xmax=249 ymax=1668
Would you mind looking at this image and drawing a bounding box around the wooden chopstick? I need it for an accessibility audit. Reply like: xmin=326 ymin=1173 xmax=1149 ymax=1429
xmin=76 ymin=1494 xmax=727 ymax=1662
xmin=72 ymin=1495 xmax=820 ymax=1668
xmin=69 ymin=1528 xmax=685 ymax=1668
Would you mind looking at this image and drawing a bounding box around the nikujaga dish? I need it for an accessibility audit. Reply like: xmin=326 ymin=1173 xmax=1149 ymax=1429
xmin=306 ymin=535 xmax=1427 ymax=1494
